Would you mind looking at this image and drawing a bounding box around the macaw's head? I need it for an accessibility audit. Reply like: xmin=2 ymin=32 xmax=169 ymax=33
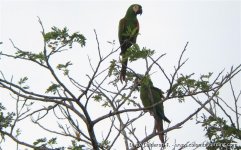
xmin=134 ymin=74 xmax=153 ymax=88
xmin=126 ymin=4 xmax=143 ymax=17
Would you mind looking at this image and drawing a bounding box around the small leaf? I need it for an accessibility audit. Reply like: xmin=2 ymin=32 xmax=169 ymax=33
xmin=33 ymin=138 xmax=47 ymax=146
xmin=57 ymin=61 xmax=73 ymax=70
xmin=45 ymin=83 xmax=60 ymax=94
xmin=18 ymin=77 xmax=28 ymax=85
xmin=108 ymin=59 xmax=117 ymax=77
xmin=48 ymin=137 xmax=57 ymax=145
xmin=93 ymin=94 xmax=102 ymax=102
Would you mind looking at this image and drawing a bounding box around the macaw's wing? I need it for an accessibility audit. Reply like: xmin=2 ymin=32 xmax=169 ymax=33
xmin=151 ymin=86 xmax=170 ymax=144
xmin=118 ymin=18 xmax=139 ymax=55
xmin=118 ymin=18 xmax=127 ymax=82
xmin=152 ymin=87 xmax=171 ymax=123
xmin=118 ymin=18 xmax=126 ymax=48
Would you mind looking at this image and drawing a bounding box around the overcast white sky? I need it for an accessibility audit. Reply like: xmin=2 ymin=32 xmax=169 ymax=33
xmin=0 ymin=0 xmax=240 ymax=149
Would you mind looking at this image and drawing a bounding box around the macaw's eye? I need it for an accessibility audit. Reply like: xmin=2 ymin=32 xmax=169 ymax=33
xmin=133 ymin=5 xmax=139 ymax=12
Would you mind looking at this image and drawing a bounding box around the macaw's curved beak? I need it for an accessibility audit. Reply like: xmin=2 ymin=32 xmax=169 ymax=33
xmin=137 ymin=6 xmax=142 ymax=15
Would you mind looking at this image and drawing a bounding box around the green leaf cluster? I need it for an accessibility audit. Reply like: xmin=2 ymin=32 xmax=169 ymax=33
xmin=99 ymin=140 xmax=110 ymax=150
xmin=18 ymin=76 xmax=28 ymax=85
xmin=108 ymin=44 xmax=154 ymax=83
xmin=170 ymin=73 xmax=212 ymax=102
xmin=92 ymin=94 xmax=110 ymax=107
xmin=0 ymin=103 xmax=15 ymax=141
xmin=44 ymin=26 xmax=86 ymax=50
xmin=68 ymin=140 xmax=85 ymax=150
xmin=93 ymin=94 xmax=103 ymax=102
xmin=45 ymin=83 xmax=60 ymax=94
xmin=108 ymin=59 xmax=117 ymax=77
xmin=18 ymin=76 xmax=30 ymax=89
xmin=202 ymin=116 xmax=241 ymax=150
xmin=108 ymin=59 xmax=140 ymax=84
xmin=122 ymin=26 xmax=139 ymax=38
xmin=15 ymin=50 xmax=45 ymax=64
xmin=33 ymin=137 xmax=61 ymax=150
xmin=57 ymin=61 xmax=73 ymax=76
xmin=0 ymin=103 xmax=15 ymax=130
xmin=123 ymin=44 xmax=155 ymax=62
xmin=108 ymin=59 xmax=124 ymax=84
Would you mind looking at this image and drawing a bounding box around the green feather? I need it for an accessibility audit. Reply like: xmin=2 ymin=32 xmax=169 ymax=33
xmin=140 ymin=75 xmax=170 ymax=123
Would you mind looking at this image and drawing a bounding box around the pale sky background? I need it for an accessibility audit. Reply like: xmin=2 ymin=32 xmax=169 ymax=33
xmin=0 ymin=0 xmax=240 ymax=149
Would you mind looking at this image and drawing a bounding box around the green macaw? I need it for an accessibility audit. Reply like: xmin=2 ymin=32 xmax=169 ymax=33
xmin=118 ymin=4 xmax=142 ymax=82
xmin=136 ymin=75 xmax=170 ymax=143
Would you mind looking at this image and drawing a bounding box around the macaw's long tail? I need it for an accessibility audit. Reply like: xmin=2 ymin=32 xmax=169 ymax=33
xmin=120 ymin=59 xmax=128 ymax=83
xmin=156 ymin=107 xmax=171 ymax=123
xmin=154 ymin=116 xmax=165 ymax=143
xmin=155 ymin=108 xmax=170 ymax=143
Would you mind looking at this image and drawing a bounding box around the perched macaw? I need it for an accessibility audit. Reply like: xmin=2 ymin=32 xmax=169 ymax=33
xmin=118 ymin=4 xmax=142 ymax=82
xmin=137 ymin=75 xmax=170 ymax=143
